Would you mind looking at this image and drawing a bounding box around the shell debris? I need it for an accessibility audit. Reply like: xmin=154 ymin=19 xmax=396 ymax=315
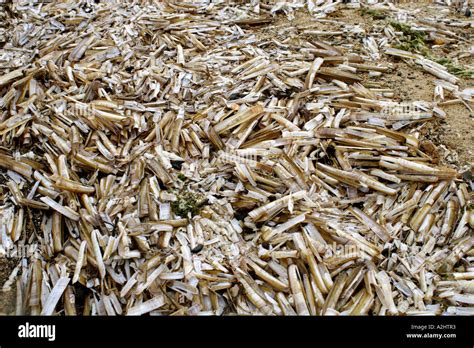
xmin=0 ymin=1 xmax=472 ymax=316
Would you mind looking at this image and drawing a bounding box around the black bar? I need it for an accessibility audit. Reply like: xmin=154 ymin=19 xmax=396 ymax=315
xmin=0 ymin=316 xmax=472 ymax=346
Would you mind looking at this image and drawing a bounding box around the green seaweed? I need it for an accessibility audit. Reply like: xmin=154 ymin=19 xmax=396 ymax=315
xmin=171 ymin=191 xmax=206 ymax=217
xmin=427 ymin=55 xmax=474 ymax=78
xmin=390 ymin=20 xmax=428 ymax=53
xmin=360 ymin=8 xmax=387 ymax=20
xmin=390 ymin=21 xmax=473 ymax=78
xmin=390 ymin=21 xmax=426 ymax=39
